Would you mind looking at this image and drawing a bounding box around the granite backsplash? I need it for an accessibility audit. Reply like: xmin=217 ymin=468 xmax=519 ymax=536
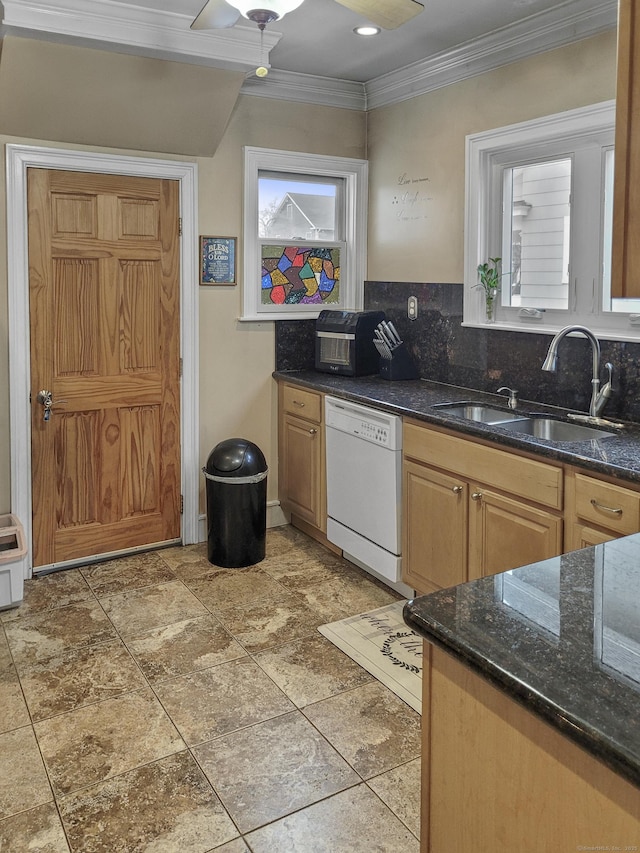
xmin=275 ymin=281 xmax=640 ymax=423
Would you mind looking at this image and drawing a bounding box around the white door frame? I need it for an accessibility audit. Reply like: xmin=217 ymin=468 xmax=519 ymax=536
xmin=6 ymin=144 xmax=200 ymax=576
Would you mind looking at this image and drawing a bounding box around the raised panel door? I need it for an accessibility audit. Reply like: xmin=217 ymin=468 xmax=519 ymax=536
xmin=29 ymin=168 xmax=181 ymax=567
xmin=566 ymin=523 xmax=617 ymax=551
xmin=281 ymin=413 xmax=323 ymax=529
xmin=468 ymin=486 xmax=563 ymax=581
xmin=403 ymin=460 xmax=468 ymax=595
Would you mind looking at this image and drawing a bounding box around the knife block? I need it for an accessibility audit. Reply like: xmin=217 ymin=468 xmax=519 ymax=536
xmin=379 ymin=344 xmax=419 ymax=380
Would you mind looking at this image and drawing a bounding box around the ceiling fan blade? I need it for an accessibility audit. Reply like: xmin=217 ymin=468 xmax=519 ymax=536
xmin=336 ymin=0 xmax=423 ymax=30
xmin=191 ymin=0 xmax=241 ymax=30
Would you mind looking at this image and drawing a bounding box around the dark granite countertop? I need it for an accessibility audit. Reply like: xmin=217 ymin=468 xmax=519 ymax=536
xmin=274 ymin=369 xmax=640 ymax=485
xmin=403 ymin=536 xmax=640 ymax=788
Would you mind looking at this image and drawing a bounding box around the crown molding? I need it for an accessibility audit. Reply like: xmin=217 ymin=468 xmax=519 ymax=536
xmin=241 ymin=68 xmax=366 ymax=111
xmin=1 ymin=0 xmax=618 ymax=109
xmin=364 ymin=0 xmax=618 ymax=110
xmin=0 ymin=0 xmax=279 ymax=71
xmin=242 ymin=0 xmax=616 ymax=109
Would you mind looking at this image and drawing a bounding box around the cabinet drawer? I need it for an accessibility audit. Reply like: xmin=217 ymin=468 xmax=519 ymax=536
xmin=573 ymin=473 xmax=640 ymax=535
xmin=404 ymin=420 xmax=562 ymax=510
xmin=282 ymin=385 xmax=322 ymax=422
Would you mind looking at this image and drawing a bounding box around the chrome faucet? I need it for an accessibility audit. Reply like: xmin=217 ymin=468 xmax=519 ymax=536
xmin=541 ymin=325 xmax=613 ymax=421
xmin=497 ymin=386 xmax=518 ymax=409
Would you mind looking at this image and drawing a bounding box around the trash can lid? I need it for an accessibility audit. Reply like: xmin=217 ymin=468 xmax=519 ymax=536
xmin=205 ymin=438 xmax=267 ymax=478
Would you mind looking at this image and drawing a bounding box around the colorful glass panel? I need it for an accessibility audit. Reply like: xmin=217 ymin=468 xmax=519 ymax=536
xmin=261 ymin=246 xmax=340 ymax=306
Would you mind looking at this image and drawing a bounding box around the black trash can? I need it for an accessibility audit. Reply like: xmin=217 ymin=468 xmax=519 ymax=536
xmin=203 ymin=438 xmax=268 ymax=568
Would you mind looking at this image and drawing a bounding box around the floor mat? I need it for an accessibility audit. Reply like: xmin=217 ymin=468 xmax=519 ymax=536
xmin=318 ymin=600 xmax=422 ymax=713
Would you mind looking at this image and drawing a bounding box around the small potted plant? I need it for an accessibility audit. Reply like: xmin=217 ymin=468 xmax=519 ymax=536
xmin=476 ymin=257 xmax=502 ymax=322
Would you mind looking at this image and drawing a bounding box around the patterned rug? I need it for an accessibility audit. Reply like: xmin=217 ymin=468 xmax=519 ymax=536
xmin=318 ymin=600 xmax=422 ymax=713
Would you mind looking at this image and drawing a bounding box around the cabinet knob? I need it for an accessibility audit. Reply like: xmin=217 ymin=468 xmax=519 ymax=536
xmin=471 ymin=492 xmax=483 ymax=501
xmin=309 ymin=428 xmax=317 ymax=435
xmin=452 ymin=485 xmax=463 ymax=494
xmin=590 ymin=498 xmax=623 ymax=516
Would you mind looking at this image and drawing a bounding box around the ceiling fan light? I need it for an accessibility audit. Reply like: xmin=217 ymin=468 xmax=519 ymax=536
xmin=227 ymin=0 xmax=304 ymax=22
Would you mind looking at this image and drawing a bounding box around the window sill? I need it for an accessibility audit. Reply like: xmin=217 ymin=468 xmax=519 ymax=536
xmin=461 ymin=320 xmax=640 ymax=343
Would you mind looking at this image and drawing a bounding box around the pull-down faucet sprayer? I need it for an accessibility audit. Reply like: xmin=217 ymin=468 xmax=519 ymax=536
xmin=541 ymin=325 xmax=613 ymax=421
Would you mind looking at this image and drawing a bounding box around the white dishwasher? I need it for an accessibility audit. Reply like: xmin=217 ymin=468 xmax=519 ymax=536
xmin=325 ymin=396 xmax=413 ymax=597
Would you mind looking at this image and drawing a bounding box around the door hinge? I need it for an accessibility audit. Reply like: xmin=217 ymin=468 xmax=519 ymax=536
xmin=178 ymin=217 xmax=183 ymax=237
xmin=180 ymin=494 xmax=184 ymax=514
xmin=179 ymin=357 xmax=183 ymax=378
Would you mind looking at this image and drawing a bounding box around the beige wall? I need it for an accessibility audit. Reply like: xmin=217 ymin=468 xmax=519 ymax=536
xmin=366 ymin=31 xmax=618 ymax=283
xmin=0 ymin=30 xmax=618 ymax=539
xmin=196 ymin=95 xmax=366 ymax=512
xmin=0 ymin=94 xmax=365 ymax=518
xmin=0 ymin=37 xmax=245 ymax=156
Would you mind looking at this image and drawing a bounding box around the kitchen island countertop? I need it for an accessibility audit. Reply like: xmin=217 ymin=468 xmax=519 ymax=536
xmin=403 ymin=534 xmax=640 ymax=789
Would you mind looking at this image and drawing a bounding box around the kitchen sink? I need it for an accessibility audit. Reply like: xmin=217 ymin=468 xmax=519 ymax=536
xmin=434 ymin=402 xmax=616 ymax=441
xmin=434 ymin=403 xmax=524 ymax=425
xmin=498 ymin=417 xmax=615 ymax=442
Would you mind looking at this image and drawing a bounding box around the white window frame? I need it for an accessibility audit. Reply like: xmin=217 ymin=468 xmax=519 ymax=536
xmin=464 ymin=100 xmax=640 ymax=341
xmin=242 ymin=146 xmax=368 ymax=321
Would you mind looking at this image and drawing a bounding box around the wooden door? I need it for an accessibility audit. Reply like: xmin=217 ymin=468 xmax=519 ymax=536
xmin=402 ymin=460 xmax=468 ymax=594
xmin=28 ymin=168 xmax=181 ymax=567
xmin=468 ymin=487 xmax=562 ymax=581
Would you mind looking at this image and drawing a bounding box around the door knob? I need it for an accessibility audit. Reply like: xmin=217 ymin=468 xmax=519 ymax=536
xmin=36 ymin=389 xmax=67 ymax=421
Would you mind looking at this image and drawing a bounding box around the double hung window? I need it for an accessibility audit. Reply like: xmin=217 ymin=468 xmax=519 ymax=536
xmin=242 ymin=147 xmax=367 ymax=320
xmin=464 ymin=101 xmax=637 ymax=338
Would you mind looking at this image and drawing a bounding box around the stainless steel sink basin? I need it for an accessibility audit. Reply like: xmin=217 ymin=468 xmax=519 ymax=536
xmin=434 ymin=403 xmax=523 ymax=425
xmin=434 ymin=402 xmax=616 ymax=441
xmin=498 ymin=417 xmax=615 ymax=442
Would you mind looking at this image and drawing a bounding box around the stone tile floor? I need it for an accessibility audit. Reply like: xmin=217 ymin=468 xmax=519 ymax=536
xmin=0 ymin=525 xmax=421 ymax=852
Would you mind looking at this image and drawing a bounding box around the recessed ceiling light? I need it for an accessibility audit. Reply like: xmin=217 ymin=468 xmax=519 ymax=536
xmin=354 ymin=25 xmax=381 ymax=36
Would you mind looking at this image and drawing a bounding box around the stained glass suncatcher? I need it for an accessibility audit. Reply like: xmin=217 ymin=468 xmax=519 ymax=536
xmin=261 ymin=245 xmax=340 ymax=306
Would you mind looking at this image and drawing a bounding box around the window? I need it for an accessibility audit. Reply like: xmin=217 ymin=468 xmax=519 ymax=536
xmin=242 ymin=147 xmax=368 ymax=320
xmin=464 ymin=101 xmax=640 ymax=339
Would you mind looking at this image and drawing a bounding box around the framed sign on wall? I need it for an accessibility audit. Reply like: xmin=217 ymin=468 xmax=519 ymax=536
xmin=200 ymin=236 xmax=236 ymax=285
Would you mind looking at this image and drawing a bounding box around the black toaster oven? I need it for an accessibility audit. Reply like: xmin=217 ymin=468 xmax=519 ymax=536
xmin=315 ymin=310 xmax=385 ymax=376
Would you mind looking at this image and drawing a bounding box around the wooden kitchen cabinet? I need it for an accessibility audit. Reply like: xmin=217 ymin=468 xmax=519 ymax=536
xmin=403 ymin=459 xmax=468 ymax=593
xmin=468 ymin=486 xmax=562 ymax=581
xmin=564 ymin=466 xmax=640 ymax=550
xmin=612 ymin=0 xmax=640 ymax=298
xmin=278 ymin=382 xmax=327 ymax=539
xmin=421 ymin=646 xmax=640 ymax=852
xmin=402 ymin=419 xmax=563 ymax=594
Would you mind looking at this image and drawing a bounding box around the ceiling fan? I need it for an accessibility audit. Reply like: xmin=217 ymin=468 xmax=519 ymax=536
xmin=191 ymin=0 xmax=424 ymax=34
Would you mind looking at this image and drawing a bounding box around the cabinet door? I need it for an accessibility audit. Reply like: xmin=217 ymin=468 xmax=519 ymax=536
xmin=566 ymin=523 xmax=616 ymax=551
xmin=403 ymin=460 xmax=468 ymax=594
xmin=468 ymin=487 xmax=562 ymax=581
xmin=281 ymin=413 xmax=323 ymax=529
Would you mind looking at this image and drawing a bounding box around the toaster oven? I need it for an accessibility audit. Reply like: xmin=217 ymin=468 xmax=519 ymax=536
xmin=315 ymin=310 xmax=385 ymax=376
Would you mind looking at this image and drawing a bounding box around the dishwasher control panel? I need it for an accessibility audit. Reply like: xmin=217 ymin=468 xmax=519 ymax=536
xmin=354 ymin=419 xmax=391 ymax=446
xmin=324 ymin=396 xmax=401 ymax=450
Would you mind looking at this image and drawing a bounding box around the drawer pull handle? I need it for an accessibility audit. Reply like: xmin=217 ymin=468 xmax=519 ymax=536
xmin=309 ymin=428 xmax=317 ymax=435
xmin=471 ymin=492 xmax=482 ymax=501
xmin=293 ymin=400 xmax=306 ymax=407
xmin=452 ymin=485 xmax=463 ymax=494
xmin=590 ymin=499 xmax=623 ymax=516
